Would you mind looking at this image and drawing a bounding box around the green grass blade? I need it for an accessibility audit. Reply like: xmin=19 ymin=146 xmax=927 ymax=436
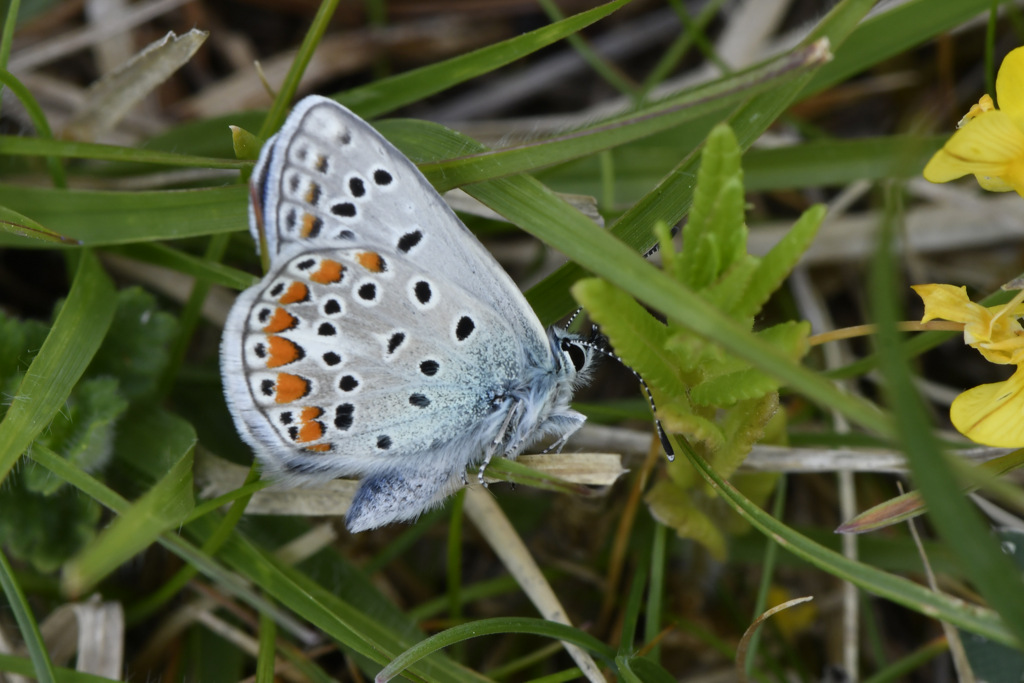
xmin=803 ymin=0 xmax=1017 ymax=98
xmin=0 ymin=135 xmax=246 ymax=168
xmin=338 ymin=0 xmax=631 ymax=118
xmin=0 ymin=653 xmax=116 ymax=683
xmin=62 ymin=444 xmax=196 ymax=598
xmin=411 ymin=41 xmax=830 ymax=192
xmin=0 ymin=185 xmax=247 ymax=247
xmin=376 ymin=616 xmax=618 ymax=682
xmin=0 ymin=203 xmax=80 ymax=244
xmin=106 ymin=243 xmax=256 ymax=291
xmin=258 ymin=0 xmax=341 ymax=139
xmin=0 ymin=69 xmax=65 ymax=187
xmin=0 ymin=548 xmax=57 ymax=683
xmin=0 ymin=251 xmax=115 ymax=483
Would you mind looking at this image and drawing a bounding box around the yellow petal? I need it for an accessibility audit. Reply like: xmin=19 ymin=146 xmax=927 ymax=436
xmin=912 ymin=284 xmax=977 ymax=324
xmin=997 ymin=47 xmax=1024 ymax=114
xmin=960 ymin=94 xmax=996 ymax=127
xmin=974 ymin=173 xmax=1016 ymax=192
xmin=951 ymin=366 xmax=1024 ymax=446
xmin=924 ymin=110 xmax=1024 ymax=184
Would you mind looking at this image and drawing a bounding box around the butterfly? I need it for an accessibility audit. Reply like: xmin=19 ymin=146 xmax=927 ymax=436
xmin=220 ymin=96 xmax=601 ymax=532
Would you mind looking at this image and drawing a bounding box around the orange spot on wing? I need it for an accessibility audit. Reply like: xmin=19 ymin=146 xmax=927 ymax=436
xmin=300 ymin=406 xmax=323 ymax=421
xmin=267 ymin=336 xmax=303 ymax=367
xmin=300 ymin=212 xmax=322 ymax=237
xmin=356 ymin=251 xmax=384 ymax=272
xmin=263 ymin=307 xmax=297 ymax=333
xmin=279 ymin=282 xmax=309 ymax=304
xmin=304 ymin=443 xmax=332 ymax=453
xmin=304 ymin=183 xmax=320 ymax=204
xmin=275 ymin=373 xmax=310 ymax=403
xmin=297 ymin=419 xmax=325 ymax=442
xmin=310 ymin=259 xmax=344 ymax=284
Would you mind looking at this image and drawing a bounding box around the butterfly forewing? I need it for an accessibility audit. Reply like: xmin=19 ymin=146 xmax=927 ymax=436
xmin=251 ymin=97 xmax=549 ymax=355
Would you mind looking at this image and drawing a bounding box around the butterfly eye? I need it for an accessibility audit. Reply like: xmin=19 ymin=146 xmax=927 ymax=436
xmin=562 ymin=340 xmax=588 ymax=373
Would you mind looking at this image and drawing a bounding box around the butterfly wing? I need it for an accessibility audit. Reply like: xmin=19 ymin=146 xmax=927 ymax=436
xmin=221 ymin=243 xmax=530 ymax=481
xmin=250 ymin=95 xmax=551 ymax=358
xmin=223 ymin=96 xmax=579 ymax=530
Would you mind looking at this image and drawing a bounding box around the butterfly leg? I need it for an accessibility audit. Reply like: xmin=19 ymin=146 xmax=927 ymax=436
xmin=479 ymin=399 xmax=524 ymax=485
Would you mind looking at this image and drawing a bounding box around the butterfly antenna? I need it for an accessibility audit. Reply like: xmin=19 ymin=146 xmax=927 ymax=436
xmin=563 ymin=307 xmax=585 ymax=330
xmin=578 ymin=332 xmax=674 ymax=460
xmin=641 ymin=223 xmax=681 ymax=259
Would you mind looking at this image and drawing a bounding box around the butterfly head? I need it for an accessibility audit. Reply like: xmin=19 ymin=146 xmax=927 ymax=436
xmin=548 ymin=324 xmax=605 ymax=389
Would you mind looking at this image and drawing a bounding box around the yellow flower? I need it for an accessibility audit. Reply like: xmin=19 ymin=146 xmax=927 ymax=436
xmin=913 ymin=284 xmax=1024 ymax=446
xmin=923 ymin=46 xmax=1024 ymax=196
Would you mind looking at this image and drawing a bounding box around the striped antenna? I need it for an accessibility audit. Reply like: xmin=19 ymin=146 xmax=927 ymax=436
xmin=575 ymin=328 xmax=674 ymax=460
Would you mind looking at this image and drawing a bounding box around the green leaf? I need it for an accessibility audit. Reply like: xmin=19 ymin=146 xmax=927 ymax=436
xmin=0 ymin=474 xmax=102 ymax=572
xmin=681 ymin=124 xmax=744 ymax=289
xmin=689 ymin=367 xmax=778 ymax=408
xmin=644 ymin=479 xmax=726 ymax=560
xmin=25 ymin=377 xmax=127 ymax=495
xmin=702 ymin=254 xmax=758 ymax=318
xmin=572 ymin=277 xmax=686 ymax=400
xmin=735 ymin=204 xmax=825 ymax=319
xmin=714 ymin=394 xmax=780 ymax=480
xmin=88 ymin=287 xmax=178 ymax=400
xmin=0 ymin=312 xmax=49 ymax=382
xmin=0 ymin=252 xmax=115 ymax=484
xmin=62 ymin=415 xmax=195 ymax=597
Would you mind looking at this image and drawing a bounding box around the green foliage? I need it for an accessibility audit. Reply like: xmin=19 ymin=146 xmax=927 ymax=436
xmin=573 ymin=124 xmax=821 ymax=557
xmin=0 ymin=287 xmax=176 ymax=571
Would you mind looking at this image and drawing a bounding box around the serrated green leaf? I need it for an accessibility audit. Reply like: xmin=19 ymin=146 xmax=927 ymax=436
xmin=571 ymin=278 xmax=686 ymax=401
xmin=0 ymin=313 xmax=48 ymax=384
xmin=657 ymin=404 xmax=723 ymax=452
xmin=735 ymin=204 xmax=825 ymax=319
xmin=63 ymin=422 xmax=195 ymax=597
xmin=714 ymin=394 xmax=779 ymax=479
xmin=716 ymin=177 xmax=748 ymax=272
xmin=703 ymin=254 xmax=758 ymax=319
xmin=684 ymin=232 xmax=719 ymax=291
xmin=0 ymin=474 xmax=102 ymax=573
xmin=681 ymin=124 xmax=743 ymax=289
xmin=756 ymin=320 xmax=812 ymax=359
xmin=88 ymin=287 xmax=178 ymax=400
xmin=0 ymin=252 xmax=115 ymax=484
xmin=689 ymin=367 xmax=779 ymax=408
xmin=26 ymin=377 xmax=127 ymax=495
xmin=645 ymin=479 xmax=726 ymax=560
